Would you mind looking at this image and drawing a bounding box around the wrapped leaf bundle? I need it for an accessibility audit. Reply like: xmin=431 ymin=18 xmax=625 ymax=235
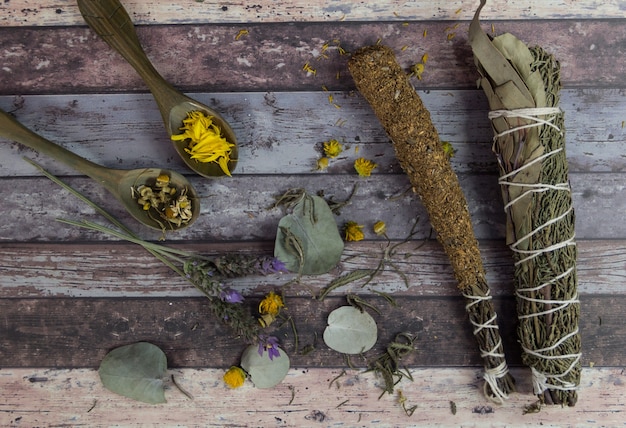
xmin=348 ymin=45 xmax=514 ymax=402
xmin=469 ymin=0 xmax=581 ymax=406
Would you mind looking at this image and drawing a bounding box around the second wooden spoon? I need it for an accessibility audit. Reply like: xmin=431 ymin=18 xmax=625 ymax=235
xmin=0 ymin=109 xmax=200 ymax=231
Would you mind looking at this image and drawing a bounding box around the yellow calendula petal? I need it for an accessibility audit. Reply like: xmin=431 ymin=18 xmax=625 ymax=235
xmin=218 ymin=156 xmax=232 ymax=177
xmin=172 ymin=110 xmax=233 ymax=175
xmin=373 ymin=220 xmax=387 ymax=236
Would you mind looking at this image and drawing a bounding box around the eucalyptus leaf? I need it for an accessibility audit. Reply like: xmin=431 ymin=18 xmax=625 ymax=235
xmin=98 ymin=342 xmax=167 ymax=404
xmin=323 ymin=306 xmax=378 ymax=354
xmin=274 ymin=193 xmax=344 ymax=275
xmin=240 ymin=345 xmax=290 ymax=388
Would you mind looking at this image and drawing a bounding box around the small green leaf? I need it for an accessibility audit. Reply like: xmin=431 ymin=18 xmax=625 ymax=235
xmin=240 ymin=345 xmax=290 ymax=389
xmin=274 ymin=193 xmax=344 ymax=275
xmin=98 ymin=342 xmax=167 ymax=404
xmin=323 ymin=306 xmax=378 ymax=354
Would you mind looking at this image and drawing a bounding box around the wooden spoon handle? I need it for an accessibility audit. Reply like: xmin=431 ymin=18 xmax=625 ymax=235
xmin=0 ymin=109 xmax=123 ymax=186
xmin=77 ymin=0 xmax=174 ymax=95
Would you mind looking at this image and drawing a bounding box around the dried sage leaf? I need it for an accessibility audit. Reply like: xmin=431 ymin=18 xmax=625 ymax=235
xmin=274 ymin=193 xmax=344 ymax=275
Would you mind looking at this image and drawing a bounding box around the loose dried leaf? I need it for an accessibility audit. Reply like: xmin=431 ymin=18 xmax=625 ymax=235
xmin=323 ymin=306 xmax=377 ymax=354
xmin=98 ymin=342 xmax=167 ymax=404
xmin=240 ymin=345 xmax=290 ymax=388
xmin=274 ymin=193 xmax=344 ymax=275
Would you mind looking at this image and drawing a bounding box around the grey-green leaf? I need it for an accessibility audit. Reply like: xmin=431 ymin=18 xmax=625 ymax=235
xmin=98 ymin=342 xmax=167 ymax=404
xmin=240 ymin=345 xmax=290 ymax=388
xmin=274 ymin=193 xmax=344 ymax=275
xmin=323 ymin=306 xmax=378 ymax=354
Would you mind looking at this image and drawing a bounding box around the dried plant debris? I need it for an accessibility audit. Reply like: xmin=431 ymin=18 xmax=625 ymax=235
xmin=131 ymin=173 xmax=192 ymax=230
xmin=366 ymin=333 xmax=417 ymax=398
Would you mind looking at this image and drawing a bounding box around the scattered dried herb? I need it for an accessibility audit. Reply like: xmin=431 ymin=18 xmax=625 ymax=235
xmin=398 ymin=390 xmax=417 ymax=416
xmin=366 ymin=333 xmax=417 ymax=398
xmin=449 ymin=400 xmax=457 ymax=415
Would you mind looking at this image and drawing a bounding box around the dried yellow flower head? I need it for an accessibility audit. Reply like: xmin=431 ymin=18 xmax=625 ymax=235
xmin=344 ymin=221 xmax=364 ymax=242
xmin=409 ymin=62 xmax=425 ymax=80
xmin=258 ymin=312 xmax=276 ymax=328
xmin=259 ymin=291 xmax=284 ymax=316
xmin=223 ymin=366 xmax=246 ymax=388
xmin=131 ymin=176 xmax=193 ymax=229
xmin=323 ymin=139 xmax=343 ymax=158
xmin=171 ymin=110 xmax=235 ymax=176
xmin=354 ymin=157 xmax=377 ymax=177
xmin=373 ymin=220 xmax=387 ymax=236
xmin=316 ymin=156 xmax=329 ymax=171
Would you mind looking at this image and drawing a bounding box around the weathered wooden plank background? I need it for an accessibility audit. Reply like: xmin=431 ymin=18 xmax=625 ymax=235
xmin=1 ymin=0 xmax=625 ymax=426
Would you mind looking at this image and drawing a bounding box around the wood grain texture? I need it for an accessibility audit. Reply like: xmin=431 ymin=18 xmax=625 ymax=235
xmin=1 ymin=90 xmax=624 ymax=177
xmin=1 ymin=20 xmax=626 ymax=95
xmin=1 ymin=240 xmax=623 ymax=298
xmin=2 ymin=367 xmax=624 ymax=427
xmin=0 ymin=294 xmax=619 ymax=368
xmin=1 ymin=0 xmax=624 ymax=423
xmin=0 ymin=172 xmax=623 ymax=242
xmin=2 ymin=0 xmax=624 ymax=27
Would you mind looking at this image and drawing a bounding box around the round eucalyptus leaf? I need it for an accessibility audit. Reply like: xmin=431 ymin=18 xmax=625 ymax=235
xmin=98 ymin=342 xmax=167 ymax=404
xmin=274 ymin=194 xmax=344 ymax=275
xmin=240 ymin=345 xmax=290 ymax=389
xmin=323 ymin=306 xmax=378 ymax=354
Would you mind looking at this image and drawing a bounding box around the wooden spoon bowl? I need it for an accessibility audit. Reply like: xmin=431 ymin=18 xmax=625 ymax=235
xmin=77 ymin=0 xmax=238 ymax=178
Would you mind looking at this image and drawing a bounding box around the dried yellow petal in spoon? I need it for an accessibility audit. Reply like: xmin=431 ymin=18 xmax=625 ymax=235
xmin=171 ymin=111 xmax=235 ymax=176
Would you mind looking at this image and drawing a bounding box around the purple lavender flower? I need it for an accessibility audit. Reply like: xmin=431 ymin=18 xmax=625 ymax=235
xmin=257 ymin=335 xmax=281 ymax=360
xmin=220 ymin=288 xmax=244 ymax=304
xmin=259 ymin=257 xmax=289 ymax=275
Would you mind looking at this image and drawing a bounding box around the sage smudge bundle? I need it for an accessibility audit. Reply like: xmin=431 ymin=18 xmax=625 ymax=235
xmin=470 ymin=0 xmax=581 ymax=406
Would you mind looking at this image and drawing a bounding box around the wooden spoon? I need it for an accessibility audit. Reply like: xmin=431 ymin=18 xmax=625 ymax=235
xmin=0 ymin=109 xmax=200 ymax=231
xmin=77 ymin=0 xmax=238 ymax=178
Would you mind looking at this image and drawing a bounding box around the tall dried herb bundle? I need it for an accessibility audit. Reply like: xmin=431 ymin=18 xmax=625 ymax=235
xmin=469 ymin=0 xmax=581 ymax=406
xmin=348 ymin=45 xmax=514 ymax=403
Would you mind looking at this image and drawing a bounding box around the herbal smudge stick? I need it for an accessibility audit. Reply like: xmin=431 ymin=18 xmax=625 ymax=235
xmin=348 ymin=44 xmax=514 ymax=402
xmin=470 ymin=0 xmax=581 ymax=406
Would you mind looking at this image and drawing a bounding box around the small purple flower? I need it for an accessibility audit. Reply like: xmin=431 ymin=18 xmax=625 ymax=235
xmin=260 ymin=257 xmax=289 ymax=275
xmin=220 ymin=288 xmax=244 ymax=304
xmin=271 ymin=258 xmax=288 ymax=273
xmin=258 ymin=335 xmax=281 ymax=361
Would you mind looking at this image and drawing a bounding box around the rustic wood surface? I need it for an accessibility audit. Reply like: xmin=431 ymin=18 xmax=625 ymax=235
xmin=1 ymin=0 xmax=625 ymax=426
xmin=2 ymin=367 xmax=625 ymax=427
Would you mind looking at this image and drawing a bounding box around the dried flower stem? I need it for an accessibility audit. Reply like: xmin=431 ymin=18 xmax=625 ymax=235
xmin=28 ymin=159 xmax=278 ymax=344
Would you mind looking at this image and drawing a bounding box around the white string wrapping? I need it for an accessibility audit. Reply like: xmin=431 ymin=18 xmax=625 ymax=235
xmin=490 ymin=107 xmax=581 ymax=395
xmin=463 ymin=291 xmax=509 ymax=403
